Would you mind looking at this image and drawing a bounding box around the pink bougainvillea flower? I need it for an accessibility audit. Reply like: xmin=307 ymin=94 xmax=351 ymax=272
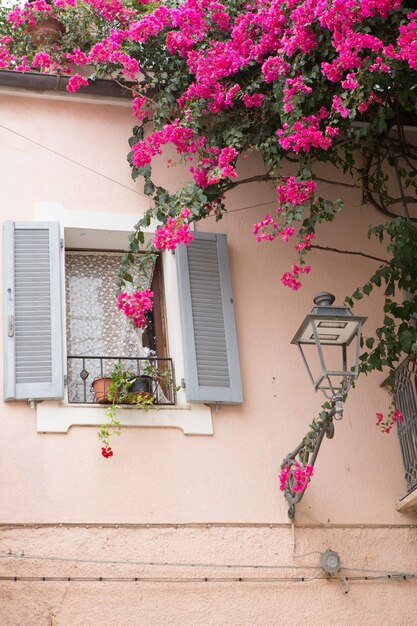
xmin=375 ymin=408 xmax=404 ymax=433
xmin=291 ymin=264 xmax=311 ymax=275
xmin=67 ymin=74 xmax=89 ymax=93
xmin=117 ymin=289 xmax=153 ymax=328
xmin=295 ymin=233 xmax=315 ymax=250
xmin=132 ymin=95 xmax=150 ymax=120
xmin=281 ymin=272 xmax=302 ymax=291
xmin=242 ymin=93 xmax=264 ymax=108
xmin=279 ymin=462 xmax=314 ymax=493
xmin=152 ymin=209 xmax=194 ymax=252
xmin=276 ymin=177 xmax=316 ymax=206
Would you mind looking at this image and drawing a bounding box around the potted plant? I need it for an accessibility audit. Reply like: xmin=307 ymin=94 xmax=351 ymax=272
xmin=97 ymin=362 xmax=155 ymax=459
xmin=97 ymin=360 xmax=179 ymax=458
xmin=24 ymin=1 xmax=65 ymax=47
xmin=91 ymin=376 xmax=112 ymax=404
xmin=30 ymin=16 xmax=65 ymax=47
xmin=92 ymin=361 xmax=154 ymax=405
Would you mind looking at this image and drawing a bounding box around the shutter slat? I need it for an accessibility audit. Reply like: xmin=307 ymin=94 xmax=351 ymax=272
xmin=3 ymin=222 xmax=64 ymax=400
xmin=14 ymin=229 xmax=52 ymax=389
xmin=188 ymin=238 xmax=230 ymax=388
xmin=176 ymin=232 xmax=243 ymax=404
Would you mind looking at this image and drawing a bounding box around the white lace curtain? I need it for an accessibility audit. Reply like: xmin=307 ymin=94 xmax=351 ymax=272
xmin=65 ymin=252 xmax=154 ymax=401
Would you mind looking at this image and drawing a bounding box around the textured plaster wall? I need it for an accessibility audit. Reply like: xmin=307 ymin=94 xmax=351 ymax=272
xmin=0 ymin=90 xmax=417 ymax=624
xmin=1 ymin=525 xmax=417 ymax=626
xmin=0 ymin=92 xmax=411 ymax=525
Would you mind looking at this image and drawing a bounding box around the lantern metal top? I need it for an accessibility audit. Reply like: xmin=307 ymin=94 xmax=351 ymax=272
xmin=314 ymin=292 xmax=335 ymax=307
xmin=291 ymin=291 xmax=367 ymax=347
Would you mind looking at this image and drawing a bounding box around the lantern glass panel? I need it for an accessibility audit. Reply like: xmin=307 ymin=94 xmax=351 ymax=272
xmin=292 ymin=297 xmax=367 ymax=399
xmin=297 ymin=342 xmax=359 ymax=398
xmin=295 ymin=315 xmax=363 ymax=346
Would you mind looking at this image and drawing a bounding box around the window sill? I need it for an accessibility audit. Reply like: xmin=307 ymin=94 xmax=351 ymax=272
xmin=36 ymin=400 xmax=213 ymax=435
xmin=397 ymin=488 xmax=417 ymax=513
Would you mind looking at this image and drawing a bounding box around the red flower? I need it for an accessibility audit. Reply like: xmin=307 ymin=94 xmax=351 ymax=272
xmin=101 ymin=446 xmax=113 ymax=458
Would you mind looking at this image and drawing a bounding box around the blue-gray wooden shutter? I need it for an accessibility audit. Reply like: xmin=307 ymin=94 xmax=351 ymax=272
xmin=3 ymin=221 xmax=64 ymax=400
xmin=176 ymin=232 xmax=243 ymax=403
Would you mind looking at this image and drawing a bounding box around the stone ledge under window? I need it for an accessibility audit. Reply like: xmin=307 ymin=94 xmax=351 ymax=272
xmin=36 ymin=401 xmax=213 ymax=435
xmin=397 ymin=489 xmax=417 ymax=513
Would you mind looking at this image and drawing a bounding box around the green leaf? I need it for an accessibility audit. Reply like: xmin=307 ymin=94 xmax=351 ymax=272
xmin=144 ymin=179 xmax=155 ymax=195
xmin=128 ymin=135 xmax=140 ymax=148
xmin=400 ymin=329 xmax=413 ymax=351
xmin=131 ymin=167 xmax=141 ymax=181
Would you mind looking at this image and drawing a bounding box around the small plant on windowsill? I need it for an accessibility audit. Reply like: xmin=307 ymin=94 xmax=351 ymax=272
xmin=106 ymin=361 xmax=155 ymax=405
xmin=97 ymin=359 xmax=178 ymax=458
xmin=97 ymin=361 xmax=154 ymax=459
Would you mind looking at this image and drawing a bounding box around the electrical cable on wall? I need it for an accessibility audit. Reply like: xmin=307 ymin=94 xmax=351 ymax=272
xmin=0 ymin=123 xmax=153 ymax=202
xmin=0 ymin=123 xmax=284 ymax=218
xmin=0 ymin=551 xmax=322 ymax=571
xmin=0 ymin=573 xmax=415 ymax=585
xmin=1 ymin=551 xmax=416 ymax=580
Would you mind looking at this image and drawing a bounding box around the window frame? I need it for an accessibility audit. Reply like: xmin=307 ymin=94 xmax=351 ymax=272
xmin=34 ymin=201 xmax=214 ymax=436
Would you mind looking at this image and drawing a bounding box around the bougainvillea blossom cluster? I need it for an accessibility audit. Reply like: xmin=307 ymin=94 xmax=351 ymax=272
xmin=67 ymin=73 xmax=88 ymax=92
xmin=131 ymin=120 xmax=206 ymax=168
xmin=279 ymin=462 xmax=314 ymax=493
xmin=280 ymin=265 xmax=311 ymax=291
xmin=132 ymin=95 xmax=151 ymax=120
xmin=152 ymin=208 xmax=194 ymax=251
xmin=276 ymin=177 xmax=316 ymax=208
xmin=2 ymin=0 xmax=416 ymax=270
xmin=375 ymin=408 xmax=404 ymax=433
xmin=117 ymin=289 xmax=153 ymax=328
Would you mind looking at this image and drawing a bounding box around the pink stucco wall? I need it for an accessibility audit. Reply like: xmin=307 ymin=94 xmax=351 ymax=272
xmin=1 ymin=525 xmax=417 ymax=626
xmin=0 ymin=89 xmax=416 ymax=624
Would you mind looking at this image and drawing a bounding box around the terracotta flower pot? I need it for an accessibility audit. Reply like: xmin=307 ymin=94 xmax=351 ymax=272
xmin=91 ymin=377 xmax=112 ymax=404
xmin=30 ymin=17 xmax=65 ymax=47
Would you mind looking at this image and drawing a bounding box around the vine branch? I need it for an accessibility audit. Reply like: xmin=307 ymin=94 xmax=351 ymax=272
xmin=222 ymin=173 xmax=274 ymax=191
xmin=310 ymin=244 xmax=388 ymax=263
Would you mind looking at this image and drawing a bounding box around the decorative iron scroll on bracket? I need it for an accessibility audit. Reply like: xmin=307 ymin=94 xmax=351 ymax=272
xmin=281 ymin=394 xmax=344 ymax=519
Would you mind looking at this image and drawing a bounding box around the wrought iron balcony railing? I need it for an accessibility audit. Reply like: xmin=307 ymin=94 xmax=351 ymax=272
xmin=393 ymin=358 xmax=417 ymax=494
xmin=67 ymin=356 xmax=176 ymax=406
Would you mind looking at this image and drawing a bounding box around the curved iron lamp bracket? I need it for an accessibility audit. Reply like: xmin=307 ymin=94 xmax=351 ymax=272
xmin=281 ymin=394 xmax=344 ymax=519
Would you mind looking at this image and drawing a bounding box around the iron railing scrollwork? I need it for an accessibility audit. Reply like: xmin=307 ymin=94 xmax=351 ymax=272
xmin=67 ymin=356 xmax=176 ymax=406
xmin=393 ymin=358 xmax=417 ymax=494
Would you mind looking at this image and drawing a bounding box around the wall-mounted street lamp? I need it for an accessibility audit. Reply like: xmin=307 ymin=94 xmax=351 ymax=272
xmin=292 ymin=291 xmax=367 ymax=412
xmin=281 ymin=292 xmax=367 ymax=518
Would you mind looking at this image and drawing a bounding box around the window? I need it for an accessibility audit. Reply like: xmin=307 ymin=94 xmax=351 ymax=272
xmin=3 ymin=213 xmax=243 ymax=433
xmin=65 ymin=250 xmax=174 ymax=405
